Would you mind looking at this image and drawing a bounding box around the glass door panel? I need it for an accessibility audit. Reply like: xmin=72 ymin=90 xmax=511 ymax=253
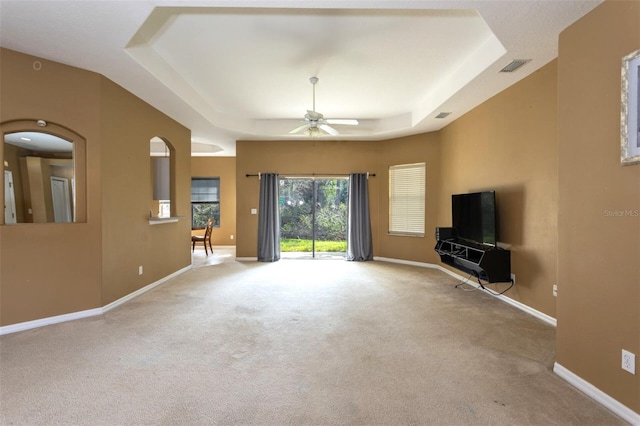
xmin=313 ymin=179 xmax=348 ymax=259
xmin=279 ymin=177 xmax=348 ymax=259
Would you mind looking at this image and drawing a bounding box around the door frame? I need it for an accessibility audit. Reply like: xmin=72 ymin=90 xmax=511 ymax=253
xmin=279 ymin=176 xmax=348 ymax=259
xmin=50 ymin=176 xmax=72 ymax=223
xmin=4 ymin=170 xmax=17 ymax=224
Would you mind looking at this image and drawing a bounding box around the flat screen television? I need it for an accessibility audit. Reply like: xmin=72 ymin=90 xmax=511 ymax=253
xmin=452 ymin=191 xmax=498 ymax=246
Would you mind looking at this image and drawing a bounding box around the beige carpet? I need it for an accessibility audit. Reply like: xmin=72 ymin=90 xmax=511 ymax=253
xmin=0 ymin=249 xmax=625 ymax=425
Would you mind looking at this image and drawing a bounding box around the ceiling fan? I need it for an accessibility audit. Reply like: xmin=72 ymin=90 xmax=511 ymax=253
xmin=289 ymin=76 xmax=358 ymax=136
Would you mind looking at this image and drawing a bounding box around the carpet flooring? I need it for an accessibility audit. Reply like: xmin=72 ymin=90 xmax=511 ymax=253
xmin=0 ymin=248 xmax=625 ymax=425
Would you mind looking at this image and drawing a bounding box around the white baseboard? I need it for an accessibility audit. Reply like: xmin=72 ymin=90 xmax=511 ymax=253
xmin=374 ymin=257 xmax=557 ymax=327
xmin=236 ymin=257 xmax=258 ymax=261
xmin=0 ymin=308 xmax=103 ymax=336
xmin=0 ymin=265 xmax=192 ymax=336
xmin=102 ymin=265 xmax=191 ymax=313
xmin=554 ymin=363 xmax=640 ymax=425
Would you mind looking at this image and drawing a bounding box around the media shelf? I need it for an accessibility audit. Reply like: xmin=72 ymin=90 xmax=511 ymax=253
xmin=435 ymin=239 xmax=511 ymax=283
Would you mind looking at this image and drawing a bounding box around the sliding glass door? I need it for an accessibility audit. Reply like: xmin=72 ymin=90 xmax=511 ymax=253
xmin=279 ymin=177 xmax=348 ymax=259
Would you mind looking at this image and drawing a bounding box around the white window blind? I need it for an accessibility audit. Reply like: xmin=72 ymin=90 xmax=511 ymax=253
xmin=389 ymin=163 xmax=425 ymax=236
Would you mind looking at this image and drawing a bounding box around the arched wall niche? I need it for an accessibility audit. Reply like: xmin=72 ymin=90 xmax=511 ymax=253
xmin=150 ymin=136 xmax=176 ymax=218
xmin=1 ymin=119 xmax=87 ymax=224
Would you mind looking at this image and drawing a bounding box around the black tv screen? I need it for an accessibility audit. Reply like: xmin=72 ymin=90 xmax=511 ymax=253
xmin=452 ymin=191 xmax=498 ymax=246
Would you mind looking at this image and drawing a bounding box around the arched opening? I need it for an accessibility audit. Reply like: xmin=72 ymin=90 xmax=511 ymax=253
xmin=150 ymin=136 xmax=175 ymax=218
xmin=1 ymin=120 xmax=86 ymax=224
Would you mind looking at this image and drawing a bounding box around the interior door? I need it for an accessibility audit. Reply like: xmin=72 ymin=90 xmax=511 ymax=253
xmin=4 ymin=170 xmax=17 ymax=224
xmin=51 ymin=177 xmax=72 ymax=223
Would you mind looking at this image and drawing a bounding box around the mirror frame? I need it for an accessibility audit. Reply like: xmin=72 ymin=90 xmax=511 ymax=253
xmin=1 ymin=119 xmax=87 ymax=224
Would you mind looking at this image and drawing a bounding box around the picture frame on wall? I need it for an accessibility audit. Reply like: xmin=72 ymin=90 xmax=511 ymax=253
xmin=621 ymin=49 xmax=640 ymax=165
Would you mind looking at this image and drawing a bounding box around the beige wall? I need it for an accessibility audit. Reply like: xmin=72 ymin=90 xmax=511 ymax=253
xmin=235 ymin=140 xmax=379 ymax=258
xmin=376 ymin=133 xmax=442 ymax=264
xmin=557 ymin=0 xmax=639 ymax=412
xmin=439 ymin=60 xmax=560 ymax=317
xmin=99 ymin=78 xmax=192 ymax=305
xmin=191 ymin=157 xmax=237 ymax=245
xmin=1 ymin=48 xmax=103 ymax=325
xmin=0 ymin=48 xmax=192 ymax=325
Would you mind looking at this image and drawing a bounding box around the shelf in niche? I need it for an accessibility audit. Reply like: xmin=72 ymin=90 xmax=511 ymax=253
xmin=149 ymin=216 xmax=180 ymax=225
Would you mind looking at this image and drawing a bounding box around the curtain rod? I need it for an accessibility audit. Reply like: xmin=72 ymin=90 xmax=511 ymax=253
xmin=246 ymin=172 xmax=376 ymax=178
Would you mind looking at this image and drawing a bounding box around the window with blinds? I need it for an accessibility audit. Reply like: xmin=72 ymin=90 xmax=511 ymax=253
xmin=389 ymin=163 xmax=425 ymax=236
xmin=191 ymin=178 xmax=220 ymax=228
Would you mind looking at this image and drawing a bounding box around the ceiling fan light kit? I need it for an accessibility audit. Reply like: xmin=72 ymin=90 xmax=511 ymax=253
xmin=289 ymin=76 xmax=358 ymax=137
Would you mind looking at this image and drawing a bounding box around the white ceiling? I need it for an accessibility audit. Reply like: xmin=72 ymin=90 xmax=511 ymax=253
xmin=0 ymin=0 xmax=602 ymax=156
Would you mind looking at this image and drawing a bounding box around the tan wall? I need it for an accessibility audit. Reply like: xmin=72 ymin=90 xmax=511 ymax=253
xmin=191 ymin=157 xmax=237 ymax=245
xmin=235 ymin=140 xmax=379 ymax=258
xmin=99 ymin=78 xmax=192 ymax=305
xmin=438 ymin=61 xmax=559 ymax=317
xmin=0 ymin=48 xmax=192 ymax=325
xmin=0 ymin=48 xmax=103 ymax=325
xmin=376 ymin=133 xmax=442 ymax=264
xmin=557 ymin=1 xmax=639 ymax=412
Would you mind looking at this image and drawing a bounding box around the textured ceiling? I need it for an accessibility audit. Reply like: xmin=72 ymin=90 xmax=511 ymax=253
xmin=0 ymin=1 xmax=603 ymax=156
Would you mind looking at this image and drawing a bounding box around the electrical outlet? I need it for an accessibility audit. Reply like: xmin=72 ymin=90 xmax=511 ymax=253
xmin=510 ymin=273 xmax=515 ymax=284
xmin=230 ymin=234 xmax=234 ymax=240
xmin=138 ymin=265 xmax=143 ymax=276
xmin=553 ymin=284 xmax=558 ymax=297
xmin=622 ymin=349 xmax=635 ymax=374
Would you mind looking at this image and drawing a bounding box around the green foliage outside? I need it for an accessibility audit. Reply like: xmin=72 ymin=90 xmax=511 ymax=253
xmin=192 ymin=203 xmax=220 ymax=228
xmin=281 ymin=238 xmax=347 ymax=252
xmin=279 ymin=178 xmax=348 ymax=241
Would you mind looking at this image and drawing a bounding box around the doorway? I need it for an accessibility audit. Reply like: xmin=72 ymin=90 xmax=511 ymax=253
xmin=279 ymin=177 xmax=348 ymax=259
xmin=4 ymin=170 xmax=17 ymax=224
xmin=51 ymin=176 xmax=72 ymax=223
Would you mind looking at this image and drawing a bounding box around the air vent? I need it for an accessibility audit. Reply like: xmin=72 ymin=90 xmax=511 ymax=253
xmin=499 ymin=59 xmax=531 ymax=73
xmin=435 ymin=112 xmax=451 ymax=119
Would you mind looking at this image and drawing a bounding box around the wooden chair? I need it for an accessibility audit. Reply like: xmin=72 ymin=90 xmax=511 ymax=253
xmin=192 ymin=218 xmax=214 ymax=255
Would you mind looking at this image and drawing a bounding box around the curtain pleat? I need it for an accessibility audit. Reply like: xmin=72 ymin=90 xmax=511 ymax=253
xmin=257 ymin=173 xmax=280 ymax=262
xmin=347 ymin=173 xmax=373 ymax=261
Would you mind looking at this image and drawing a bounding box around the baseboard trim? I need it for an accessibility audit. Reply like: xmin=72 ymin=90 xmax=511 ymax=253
xmin=374 ymin=256 xmax=442 ymax=269
xmin=0 ymin=308 xmax=103 ymax=336
xmin=374 ymin=256 xmax=557 ymax=327
xmin=0 ymin=265 xmax=192 ymax=336
xmin=236 ymin=257 xmax=258 ymax=261
xmin=102 ymin=265 xmax=192 ymax=313
xmin=554 ymin=363 xmax=640 ymax=425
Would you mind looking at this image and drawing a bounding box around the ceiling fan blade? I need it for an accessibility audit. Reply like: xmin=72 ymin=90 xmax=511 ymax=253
xmin=326 ymin=119 xmax=359 ymax=126
xmin=289 ymin=124 xmax=309 ymax=134
xmin=319 ymin=124 xmax=339 ymax=136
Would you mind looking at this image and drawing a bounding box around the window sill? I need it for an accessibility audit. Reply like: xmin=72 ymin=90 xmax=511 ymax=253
xmin=149 ymin=216 xmax=180 ymax=225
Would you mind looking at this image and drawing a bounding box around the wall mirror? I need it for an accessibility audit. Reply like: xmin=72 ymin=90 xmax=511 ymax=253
xmin=621 ymin=48 xmax=640 ymax=165
xmin=4 ymin=131 xmax=75 ymax=223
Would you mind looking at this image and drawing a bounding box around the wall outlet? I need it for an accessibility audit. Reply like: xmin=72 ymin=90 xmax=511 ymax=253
xmin=230 ymin=234 xmax=234 ymax=240
xmin=138 ymin=265 xmax=143 ymax=276
xmin=622 ymin=349 xmax=635 ymax=374
xmin=510 ymin=273 xmax=515 ymax=284
xmin=553 ymin=284 xmax=558 ymax=297
xmin=251 ymin=208 xmax=257 ymax=215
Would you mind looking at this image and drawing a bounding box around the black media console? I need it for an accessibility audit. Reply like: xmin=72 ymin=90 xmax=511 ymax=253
xmin=435 ymin=238 xmax=511 ymax=283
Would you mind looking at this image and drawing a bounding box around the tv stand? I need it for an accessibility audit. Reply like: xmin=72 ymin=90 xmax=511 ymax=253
xmin=435 ymin=239 xmax=511 ymax=283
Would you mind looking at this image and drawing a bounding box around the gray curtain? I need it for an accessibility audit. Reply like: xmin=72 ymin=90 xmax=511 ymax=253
xmin=257 ymin=173 xmax=280 ymax=262
xmin=347 ymin=173 xmax=373 ymax=261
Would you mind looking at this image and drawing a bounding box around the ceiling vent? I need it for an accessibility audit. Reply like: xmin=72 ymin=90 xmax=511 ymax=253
xmin=499 ymin=59 xmax=531 ymax=73
xmin=435 ymin=112 xmax=451 ymax=119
